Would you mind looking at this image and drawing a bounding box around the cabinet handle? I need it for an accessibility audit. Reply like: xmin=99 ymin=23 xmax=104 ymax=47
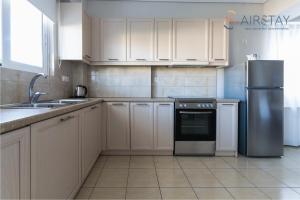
xmin=159 ymin=58 xmax=170 ymax=61
xmin=112 ymin=103 xmax=125 ymax=106
xmin=186 ymin=59 xmax=197 ymax=61
xmin=214 ymin=59 xmax=225 ymax=61
xmin=60 ymin=115 xmax=74 ymax=122
xmin=136 ymin=103 xmax=149 ymax=106
xmin=159 ymin=103 xmax=170 ymax=106
xmin=221 ymin=103 xmax=234 ymax=106
xmin=136 ymin=58 xmax=146 ymax=61
xmin=91 ymin=106 xmax=98 ymax=110
xmin=108 ymin=58 xmax=119 ymax=61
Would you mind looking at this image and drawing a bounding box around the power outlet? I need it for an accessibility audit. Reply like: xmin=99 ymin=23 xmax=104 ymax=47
xmin=62 ymin=75 xmax=70 ymax=82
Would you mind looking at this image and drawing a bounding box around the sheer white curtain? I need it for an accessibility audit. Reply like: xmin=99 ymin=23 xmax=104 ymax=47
xmin=263 ymin=23 xmax=300 ymax=146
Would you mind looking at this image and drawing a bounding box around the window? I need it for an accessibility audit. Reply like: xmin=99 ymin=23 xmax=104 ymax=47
xmin=2 ymin=0 xmax=54 ymax=74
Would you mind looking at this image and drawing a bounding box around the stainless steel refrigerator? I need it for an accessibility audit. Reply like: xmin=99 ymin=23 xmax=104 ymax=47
xmin=225 ymin=60 xmax=284 ymax=157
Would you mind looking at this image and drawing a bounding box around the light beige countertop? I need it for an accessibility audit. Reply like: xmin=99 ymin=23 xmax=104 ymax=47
xmin=102 ymin=97 xmax=175 ymax=102
xmin=216 ymin=99 xmax=240 ymax=103
xmin=0 ymin=98 xmax=103 ymax=134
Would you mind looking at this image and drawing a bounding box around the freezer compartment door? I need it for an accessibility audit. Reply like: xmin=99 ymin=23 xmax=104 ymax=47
xmin=247 ymin=89 xmax=283 ymax=156
xmin=247 ymin=60 xmax=283 ymax=88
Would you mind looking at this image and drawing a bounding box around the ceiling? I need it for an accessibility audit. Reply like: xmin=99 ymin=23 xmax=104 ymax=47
xmin=89 ymin=0 xmax=268 ymax=3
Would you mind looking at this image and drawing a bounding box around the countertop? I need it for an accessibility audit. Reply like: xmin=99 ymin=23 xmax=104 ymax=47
xmin=0 ymin=97 xmax=239 ymax=134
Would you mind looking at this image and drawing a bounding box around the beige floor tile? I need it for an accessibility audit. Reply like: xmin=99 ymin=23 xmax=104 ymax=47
xmin=94 ymin=156 xmax=108 ymax=168
xmin=127 ymin=169 xmax=159 ymax=187
xmin=238 ymin=169 xmax=287 ymax=187
xmin=193 ymin=188 xmax=233 ymax=199
xmin=96 ymin=169 xmax=128 ymax=187
xmin=104 ymin=156 xmax=130 ymax=169
xmin=75 ymin=187 xmax=93 ymax=199
xmin=176 ymin=157 xmax=207 ymax=169
xmin=227 ymin=188 xmax=269 ymax=199
xmin=83 ymin=167 xmax=103 ymax=187
xmin=130 ymin=156 xmax=155 ymax=168
xmin=264 ymin=169 xmax=300 ymax=187
xmin=126 ymin=188 xmax=161 ymax=199
xmin=223 ymin=157 xmax=258 ymax=169
xmin=184 ymin=169 xmax=223 ymax=187
xmin=160 ymin=188 xmax=197 ymax=199
xmin=260 ymin=188 xmax=300 ymax=200
xmin=211 ymin=169 xmax=254 ymax=187
xmin=90 ymin=188 xmax=126 ymax=199
xmin=249 ymin=158 xmax=299 ymax=169
xmin=203 ymin=158 xmax=232 ymax=169
xmin=154 ymin=156 xmax=181 ymax=169
xmin=157 ymin=169 xmax=190 ymax=187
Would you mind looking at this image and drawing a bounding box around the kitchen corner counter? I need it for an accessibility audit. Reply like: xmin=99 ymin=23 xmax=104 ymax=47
xmin=216 ymin=99 xmax=240 ymax=103
xmin=0 ymin=98 xmax=103 ymax=134
xmin=102 ymin=97 xmax=175 ymax=102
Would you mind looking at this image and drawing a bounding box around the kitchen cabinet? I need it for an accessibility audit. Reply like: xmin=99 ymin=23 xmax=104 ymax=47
xmin=127 ymin=18 xmax=155 ymax=61
xmin=0 ymin=127 xmax=30 ymax=199
xmin=154 ymin=19 xmax=173 ymax=61
xmin=130 ymin=102 xmax=154 ymax=150
xmin=100 ymin=18 xmax=127 ymax=61
xmin=154 ymin=103 xmax=174 ymax=151
xmin=216 ymin=103 xmax=238 ymax=156
xmin=173 ymin=19 xmax=209 ymax=63
xmin=106 ymin=102 xmax=130 ymax=150
xmin=209 ymin=19 xmax=229 ymax=66
xmin=31 ymin=112 xmax=80 ymax=199
xmin=80 ymin=104 xmax=101 ymax=181
xmin=59 ymin=2 xmax=92 ymax=63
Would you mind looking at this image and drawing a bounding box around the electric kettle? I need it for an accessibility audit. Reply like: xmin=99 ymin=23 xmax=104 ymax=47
xmin=74 ymin=85 xmax=88 ymax=98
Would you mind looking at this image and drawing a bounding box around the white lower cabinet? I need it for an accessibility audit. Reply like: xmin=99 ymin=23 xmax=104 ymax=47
xmin=216 ymin=102 xmax=238 ymax=156
xmin=0 ymin=127 xmax=30 ymax=199
xmin=31 ymin=112 xmax=80 ymax=199
xmin=106 ymin=102 xmax=130 ymax=150
xmin=80 ymin=104 xmax=102 ymax=181
xmin=154 ymin=103 xmax=174 ymax=151
xmin=130 ymin=102 xmax=154 ymax=150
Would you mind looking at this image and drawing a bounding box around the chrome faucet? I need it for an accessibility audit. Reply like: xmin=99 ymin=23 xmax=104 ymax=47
xmin=29 ymin=73 xmax=48 ymax=104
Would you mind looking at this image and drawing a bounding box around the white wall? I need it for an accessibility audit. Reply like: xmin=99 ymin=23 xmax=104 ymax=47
xmin=264 ymin=0 xmax=300 ymax=16
xmin=29 ymin=0 xmax=57 ymax=21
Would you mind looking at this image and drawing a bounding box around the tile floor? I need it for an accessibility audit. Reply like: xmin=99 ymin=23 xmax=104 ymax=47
xmin=75 ymin=147 xmax=300 ymax=199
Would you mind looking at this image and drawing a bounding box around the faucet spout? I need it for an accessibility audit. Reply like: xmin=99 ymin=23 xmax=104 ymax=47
xmin=29 ymin=73 xmax=48 ymax=104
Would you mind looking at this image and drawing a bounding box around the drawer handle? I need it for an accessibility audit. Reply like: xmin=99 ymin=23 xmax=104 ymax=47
xmin=159 ymin=103 xmax=170 ymax=106
xmin=221 ymin=103 xmax=234 ymax=106
xmin=159 ymin=58 xmax=169 ymax=61
xmin=108 ymin=58 xmax=119 ymax=61
xmin=60 ymin=116 xmax=74 ymax=122
xmin=91 ymin=106 xmax=98 ymax=110
xmin=214 ymin=59 xmax=225 ymax=61
xmin=112 ymin=103 xmax=125 ymax=106
xmin=136 ymin=103 xmax=149 ymax=106
xmin=186 ymin=58 xmax=197 ymax=61
xmin=136 ymin=58 xmax=146 ymax=61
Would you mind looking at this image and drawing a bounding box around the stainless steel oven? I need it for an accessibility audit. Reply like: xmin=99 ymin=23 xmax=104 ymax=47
xmin=172 ymin=98 xmax=216 ymax=155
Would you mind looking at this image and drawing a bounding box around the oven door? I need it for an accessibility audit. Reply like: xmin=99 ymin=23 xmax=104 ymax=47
xmin=175 ymin=109 xmax=216 ymax=141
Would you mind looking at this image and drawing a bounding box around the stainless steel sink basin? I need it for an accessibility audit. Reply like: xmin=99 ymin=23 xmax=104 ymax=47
xmin=0 ymin=102 xmax=68 ymax=109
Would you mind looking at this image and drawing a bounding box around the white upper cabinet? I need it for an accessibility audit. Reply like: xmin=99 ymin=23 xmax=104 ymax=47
xmin=127 ymin=18 xmax=155 ymax=61
xmin=100 ymin=18 xmax=127 ymax=61
xmin=154 ymin=19 xmax=173 ymax=61
xmin=106 ymin=102 xmax=130 ymax=150
xmin=130 ymin=103 xmax=154 ymax=150
xmin=59 ymin=2 xmax=92 ymax=63
xmin=154 ymin=103 xmax=174 ymax=151
xmin=209 ymin=19 xmax=229 ymax=66
xmin=216 ymin=103 xmax=238 ymax=156
xmin=0 ymin=127 xmax=30 ymax=200
xmin=173 ymin=19 xmax=209 ymax=63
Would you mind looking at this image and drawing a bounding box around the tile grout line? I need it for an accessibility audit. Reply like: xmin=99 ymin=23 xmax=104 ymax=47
xmin=125 ymin=156 xmax=132 ymax=200
xmin=153 ymin=156 xmax=163 ymax=200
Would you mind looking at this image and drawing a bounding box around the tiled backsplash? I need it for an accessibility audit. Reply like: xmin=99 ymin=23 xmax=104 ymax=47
xmin=86 ymin=66 xmax=218 ymax=98
xmin=152 ymin=67 xmax=217 ymax=97
xmin=0 ymin=61 xmax=73 ymax=105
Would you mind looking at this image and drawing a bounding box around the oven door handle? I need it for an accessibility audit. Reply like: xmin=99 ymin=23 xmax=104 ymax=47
xmin=179 ymin=111 xmax=213 ymax=114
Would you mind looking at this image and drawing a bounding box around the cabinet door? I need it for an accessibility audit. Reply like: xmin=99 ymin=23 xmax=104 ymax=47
xmin=155 ymin=19 xmax=172 ymax=61
xmin=81 ymin=104 xmax=101 ymax=180
xmin=173 ymin=19 xmax=209 ymax=62
xmin=31 ymin=113 xmax=80 ymax=199
xmin=127 ymin=18 xmax=154 ymax=61
xmin=209 ymin=19 xmax=228 ymax=65
xmin=100 ymin=18 xmax=127 ymax=61
xmin=216 ymin=103 xmax=238 ymax=152
xmin=106 ymin=102 xmax=130 ymax=150
xmin=82 ymin=11 xmax=92 ymax=61
xmin=154 ymin=103 xmax=174 ymax=150
xmin=0 ymin=127 xmax=30 ymax=199
xmin=130 ymin=103 xmax=154 ymax=150
xmin=91 ymin=17 xmax=100 ymax=62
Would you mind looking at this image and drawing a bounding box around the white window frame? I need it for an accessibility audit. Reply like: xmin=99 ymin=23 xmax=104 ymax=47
xmin=1 ymin=0 xmax=54 ymax=75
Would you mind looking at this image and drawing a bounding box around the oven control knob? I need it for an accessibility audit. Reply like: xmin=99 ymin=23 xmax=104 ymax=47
xmin=179 ymin=104 xmax=183 ymax=107
xmin=183 ymin=104 xmax=187 ymax=108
